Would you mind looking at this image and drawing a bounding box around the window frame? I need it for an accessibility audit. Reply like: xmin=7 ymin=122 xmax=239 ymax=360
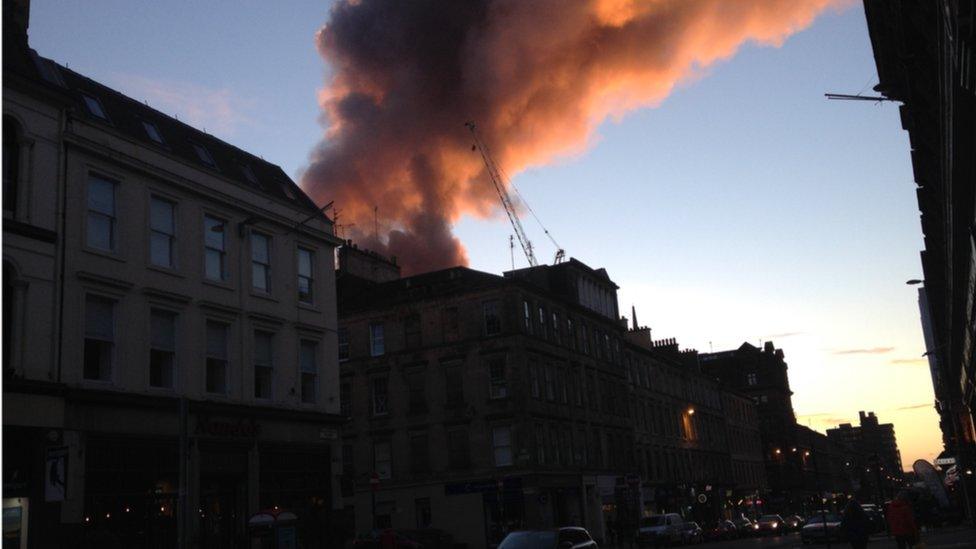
xmin=253 ymin=330 xmax=274 ymax=400
xmin=371 ymin=376 xmax=389 ymax=416
xmin=141 ymin=120 xmax=165 ymax=144
xmin=86 ymin=173 xmax=118 ymax=252
xmin=81 ymin=93 xmax=109 ymax=121
xmin=203 ymin=214 xmax=227 ymax=281
xmin=250 ymin=231 xmax=272 ymax=293
xmin=492 ymin=425 xmax=514 ymax=467
xmin=369 ymin=322 xmax=385 ymax=357
xmin=483 ymin=300 xmax=501 ymax=336
xmin=299 ymin=339 xmax=319 ymax=404
xmin=205 ymin=320 xmax=230 ymax=394
xmin=149 ymin=195 xmax=177 ymax=269
xmin=297 ymin=247 xmax=315 ymax=304
xmin=488 ymin=356 xmax=508 ymax=400
xmin=83 ymin=294 xmax=116 ymax=382
xmin=192 ymin=142 xmax=217 ymax=169
xmin=148 ymin=308 xmax=177 ymax=389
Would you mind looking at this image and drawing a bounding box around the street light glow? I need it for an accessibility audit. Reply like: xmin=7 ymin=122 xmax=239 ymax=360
xmin=687 ymin=407 xmax=695 ymax=415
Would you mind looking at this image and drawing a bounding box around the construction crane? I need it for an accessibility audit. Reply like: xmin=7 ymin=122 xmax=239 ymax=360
xmin=465 ymin=121 xmax=565 ymax=267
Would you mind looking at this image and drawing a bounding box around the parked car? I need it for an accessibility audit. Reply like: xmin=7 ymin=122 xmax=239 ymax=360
xmin=703 ymin=520 xmax=738 ymax=541
xmin=784 ymin=515 xmax=805 ymax=531
xmin=755 ymin=514 xmax=786 ymax=536
xmin=730 ymin=517 xmax=756 ymax=537
xmin=800 ymin=514 xmax=844 ymax=544
xmin=637 ymin=513 xmax=683 ymax=546
xmin=676 ymin=522 xmax=703 ymax=545
xmin=497 ymin=527 xmax=597 ymax=549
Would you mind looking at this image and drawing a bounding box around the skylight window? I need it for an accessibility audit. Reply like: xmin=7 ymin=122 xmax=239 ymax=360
xmin=81 ymin=94 xmax=108 ymax=120
xmin=142 ymin=121 xmax=164 ymax=144
xmin=192 ymin=143 xmax=216 ymax=168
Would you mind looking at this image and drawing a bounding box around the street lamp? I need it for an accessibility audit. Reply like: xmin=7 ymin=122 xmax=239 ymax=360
xmin=687 ymin=407 xmax=695 ymax=416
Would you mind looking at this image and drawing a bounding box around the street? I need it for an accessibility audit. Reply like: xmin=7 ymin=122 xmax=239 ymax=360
xmin=622 ymin=528 xmax=976 ymax=549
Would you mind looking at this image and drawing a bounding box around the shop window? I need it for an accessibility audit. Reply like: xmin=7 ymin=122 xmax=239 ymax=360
xmin=488 ymin=357 xmax=507 ymax=399
xmin=492 ymin=426 xmax=513 ymax=467
xmin=205 ymin=321 xmax=229 ymax=394
xmin=447 ymin=430 xmax=470 ymax=469
xmin=374 ymin=441 xmax=392 ymax=479
xmin=300 ymin=340 xmax=318 ymax=404
xmin=297 ymin=248 xmax=314 ymax=303
xmin=371 ymin=377 xmax=389 ymax=416
xmin=369 ymin=322 xmax=385 ymax=356
xmin=149 ymin=309 xmax=177 ymax=388
xmin=251 ymin=232 xmax=272 ymax=293
xmin=254 ymin=331 xmax=274 ymax=399
xmin=87 ymin=174 xmax=117 ymax=251
xmin=483 ymin=300 xmax=501 ymax=336
xmin=84 ymin=295 xmax=115 ymax=381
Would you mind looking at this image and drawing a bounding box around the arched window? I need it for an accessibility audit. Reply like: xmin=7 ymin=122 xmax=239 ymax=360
xmin=3 ymin=116 xmax=20 ymax=213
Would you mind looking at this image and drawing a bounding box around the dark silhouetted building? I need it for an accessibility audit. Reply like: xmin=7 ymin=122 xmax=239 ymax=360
xmin=336 ymin=250 xmax=767 ymax=548
xmin=827 ymin=411 xmax=903 ymax=499
xmin=863 ymin=0 xmax=976 ymax=512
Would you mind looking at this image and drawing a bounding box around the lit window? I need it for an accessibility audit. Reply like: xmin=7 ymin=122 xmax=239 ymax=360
xmin=483 ymin=300 xmax=501 ymax=335
xmin=205 ymin=321 xmax=229 ymax=394
xmin=297 ymin=248 xmax=314 ymax=303
xmin=204 ymin=216 xmax=226 ymax=281
xmin=149 ymin=309 xmax=176 ymax=388
xmin=493 ymin=426 xmax=513 ymax=467
xmin=251 ymin=232 xmax=271 ymax=292
xmin=300 ymin=340 xmax=318 ymax=404
xmin=83 ymin=295 xmax=114 ymax=381
xmin=192 ymin=143 xmax=216 ymax=168
xmin=81 ymin=94 xmax=108 ymax=120
xmin=254 ymin=331 xmax=273 ymax=399
xmin=142 ymin=121 xmax=164 ymax=144
xmin=369 ymin=322 xmax=385 ymax=357
xmin=149 ymin=196 xmax=176 ymax=267
xmin=87 ymin=174 xmax=116 ymax=251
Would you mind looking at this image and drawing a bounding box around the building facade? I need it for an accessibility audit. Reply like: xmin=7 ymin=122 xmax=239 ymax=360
xmin=2 ymin=6 xmax=345 ymax=547
xmin=827 ymin=411 xmax=904 ymax=501
xmin=336 ymin=249 xmax=767 ymax=548
xmin=862 ymin=0 xmax=976 ymax=516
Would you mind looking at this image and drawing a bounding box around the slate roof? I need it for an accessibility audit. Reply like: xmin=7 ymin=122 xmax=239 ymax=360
xmin=9 ymin=45 xmax=324 ymax=218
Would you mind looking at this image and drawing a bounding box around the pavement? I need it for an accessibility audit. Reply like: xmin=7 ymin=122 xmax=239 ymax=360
xmin=611 ymin=527 xmax=976 ymax=549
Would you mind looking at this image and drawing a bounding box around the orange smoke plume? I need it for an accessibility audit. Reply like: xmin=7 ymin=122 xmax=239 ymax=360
xmin=303 ymin=0 xmax=845 ymax=275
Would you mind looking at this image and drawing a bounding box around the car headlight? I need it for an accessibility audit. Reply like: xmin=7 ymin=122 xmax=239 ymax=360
xmin=753 ymin=524 xmax=760 ymax=530
xmin=772 ymin=523 xmax=778 ymax=529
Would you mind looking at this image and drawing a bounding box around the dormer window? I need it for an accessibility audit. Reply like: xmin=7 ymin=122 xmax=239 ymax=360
xmin=192 ymin=143 xmax=216 ymax=169
xmin=142 ymin=121 xmax=164 ymax=144
xmin=81 ymin=94 xmax=108 ymax=120
xmin=240 ymin=164 xmax=259 ymax=186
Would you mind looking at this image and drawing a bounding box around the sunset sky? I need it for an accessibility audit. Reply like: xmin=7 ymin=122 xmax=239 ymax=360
xmin=29 ymin=1 xmax=938 ymax=469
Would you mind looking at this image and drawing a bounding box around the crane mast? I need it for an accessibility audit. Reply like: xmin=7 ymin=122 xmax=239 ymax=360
xmin=465 ymin=121 xmax=539 ymax=267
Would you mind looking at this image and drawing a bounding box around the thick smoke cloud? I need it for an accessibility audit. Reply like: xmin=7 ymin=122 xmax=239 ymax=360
xmin=303 ymin=0 xmax=843 ymax=275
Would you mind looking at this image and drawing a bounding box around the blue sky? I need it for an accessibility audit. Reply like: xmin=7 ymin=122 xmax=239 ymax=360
xmin=28 ymin=1 xmax=938 ymax=467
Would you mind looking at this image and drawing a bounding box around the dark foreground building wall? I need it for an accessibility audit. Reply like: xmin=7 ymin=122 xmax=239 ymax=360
xmin=862 ymin=0 xmax=976 ymax=508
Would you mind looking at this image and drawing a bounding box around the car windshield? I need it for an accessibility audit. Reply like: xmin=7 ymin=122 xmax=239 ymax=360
xmin=759 ymin=515 xmax=780 ymax=522
xmin=499 ymin=531 xmax=557 ymax=549
xmin=805 ymin=515 xmax=840 ymax=524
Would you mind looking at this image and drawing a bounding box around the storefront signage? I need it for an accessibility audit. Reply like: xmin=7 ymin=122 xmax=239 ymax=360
xmin=195 ymin=416 xmax=260 ymax=438
xmin=934 ymin=457 xmax=956 ymax=466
